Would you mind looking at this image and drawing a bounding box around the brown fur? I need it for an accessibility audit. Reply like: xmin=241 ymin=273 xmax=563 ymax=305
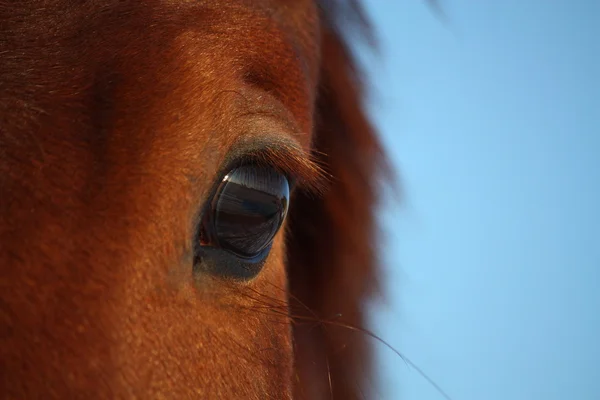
xmin=0 ymin=1 xmax=387 ymax=399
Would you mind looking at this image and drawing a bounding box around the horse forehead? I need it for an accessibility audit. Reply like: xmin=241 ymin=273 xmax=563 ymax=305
xmin=0 ymin=1 xmax=320 ymax=67
xmin=0 ymin=0 xmax=320 ymax=138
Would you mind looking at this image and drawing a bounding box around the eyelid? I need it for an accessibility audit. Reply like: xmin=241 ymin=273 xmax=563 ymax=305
xmin=220 ymin=136 xmax=327 ymax=195
xmin=220 ymin=154 xmax=297 ymax=190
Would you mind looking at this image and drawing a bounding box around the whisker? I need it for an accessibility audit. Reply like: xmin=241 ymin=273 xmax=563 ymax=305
xmin=231 ymin=281 xmax=455 ymax=400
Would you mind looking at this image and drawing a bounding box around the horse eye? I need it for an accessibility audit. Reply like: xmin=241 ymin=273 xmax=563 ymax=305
xmin=202 ymin=165 xmax=289 ymax=260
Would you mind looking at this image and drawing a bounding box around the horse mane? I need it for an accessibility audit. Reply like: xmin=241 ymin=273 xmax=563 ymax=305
xmin=287 ymin=1 xmax=389 ymax=398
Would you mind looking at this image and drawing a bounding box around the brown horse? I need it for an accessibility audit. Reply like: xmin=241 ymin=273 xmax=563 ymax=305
xmin=0 ymin=1 xmax=387 ymax=398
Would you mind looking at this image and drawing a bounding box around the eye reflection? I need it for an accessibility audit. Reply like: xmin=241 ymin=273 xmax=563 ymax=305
xmin=206 ymin=165 xmax=289 ymax=258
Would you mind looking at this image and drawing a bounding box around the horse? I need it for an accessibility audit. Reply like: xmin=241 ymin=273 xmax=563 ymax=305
xmin=0 ymin=1 xmax=387 ymax=398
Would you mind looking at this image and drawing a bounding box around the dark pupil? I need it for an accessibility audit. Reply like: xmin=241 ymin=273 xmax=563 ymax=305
xmin=212 ymin=166 xmax=289 ymax=258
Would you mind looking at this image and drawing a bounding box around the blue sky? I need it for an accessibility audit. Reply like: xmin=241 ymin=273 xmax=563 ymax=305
xmin=362 ymin=1 xmax=600 ymax=399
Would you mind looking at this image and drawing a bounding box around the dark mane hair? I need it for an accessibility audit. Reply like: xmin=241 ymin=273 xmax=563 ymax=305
xmin=288 ymin=1 xmax=389 ymax=398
